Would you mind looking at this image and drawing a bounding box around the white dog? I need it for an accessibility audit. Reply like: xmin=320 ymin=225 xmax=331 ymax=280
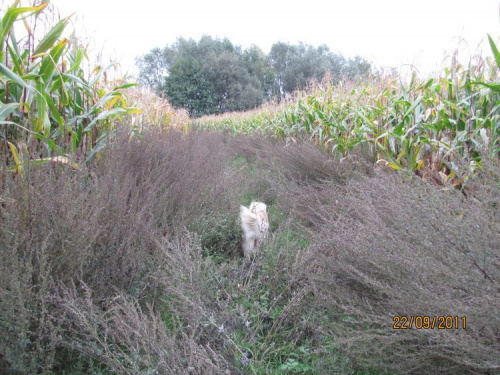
xmin=240 ymin=202 xmax=269 ymax=258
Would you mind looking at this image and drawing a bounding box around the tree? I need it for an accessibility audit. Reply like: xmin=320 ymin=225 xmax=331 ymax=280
xmin=243 ymin=45 xmax=276 ymax=100
xmin=269 ymin=42 xmax=372 ymax=100
xmin=136 ymin=48 xmax=169 ymax=92
xmin=137 ymin=37 xmax=373 ymax=115
xmin=138 ymin=36 xmax=272 ymax=117
xmin=164 ymin=56 xmax=214 ymax=117
xmin=269 ymin=42 xmax=292 ymax=101
xmin=344 ymin=56 xmax=372 ymax=80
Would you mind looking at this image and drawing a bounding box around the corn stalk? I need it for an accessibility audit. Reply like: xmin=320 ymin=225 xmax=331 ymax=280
xmin=278 ymin=41 xmax=500 ymax=186
xmin=0 ymin=1 xmax=139 ymax=170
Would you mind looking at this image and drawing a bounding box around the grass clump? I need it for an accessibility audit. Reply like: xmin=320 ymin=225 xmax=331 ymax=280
xmin=0 ymin=129 xmax=237 ymax=373
xmin=190 ymin=213 xmax=242 ymax=259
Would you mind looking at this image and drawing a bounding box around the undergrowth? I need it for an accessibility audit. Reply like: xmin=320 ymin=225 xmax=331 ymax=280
xmin=0 ymin=130 xmax=498 ymax=374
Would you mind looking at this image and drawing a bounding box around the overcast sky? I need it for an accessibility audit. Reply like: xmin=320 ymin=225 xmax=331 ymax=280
xmin=49 ymin=0 xmax=499 ymax=77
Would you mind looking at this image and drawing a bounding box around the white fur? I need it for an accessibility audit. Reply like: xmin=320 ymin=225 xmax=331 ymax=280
xmin=240 ymin=202 xmax=269 ymax=258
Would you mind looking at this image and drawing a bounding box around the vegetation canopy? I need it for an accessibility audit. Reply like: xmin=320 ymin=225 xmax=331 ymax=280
xmin=137 ymin=36 xmax=372 ymax=117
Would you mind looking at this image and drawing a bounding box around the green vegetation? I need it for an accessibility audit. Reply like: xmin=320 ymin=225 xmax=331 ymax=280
xmin=1 ymin=1 xmax=499 ymax=374
xmin=0 ymin=1 xmax=140 ymax=170
xmin=194 ymin=48 xmax=500 ymax=189
xmin=137 ymin=37 xmax=274 ymax=117
xmin=137 ymin=37 xmax=371 ymax=116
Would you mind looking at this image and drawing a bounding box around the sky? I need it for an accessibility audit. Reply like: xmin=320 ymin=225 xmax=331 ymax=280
xmin=49 ymin=0 xmax=499 ymax=78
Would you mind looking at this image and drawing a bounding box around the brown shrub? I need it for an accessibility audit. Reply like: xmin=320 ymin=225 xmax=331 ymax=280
xmin=54 ymin=233 xmax=231 ymax=374
xmin=228 ymin=134 xmax=359 ymax=185
xmin=1 ymin=129 xmax=497 ymax=374
xmin=284 ymin=164 xmax=500 ymax=373
xmin=0 ymin=129 xmax=240 ymax=373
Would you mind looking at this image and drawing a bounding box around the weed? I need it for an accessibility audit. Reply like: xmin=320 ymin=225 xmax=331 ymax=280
xmin=1 ymin=131 xmax=498 ymax=373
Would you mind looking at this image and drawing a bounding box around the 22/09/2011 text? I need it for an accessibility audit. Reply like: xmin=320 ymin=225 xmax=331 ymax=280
xmin=393 ymin=316 xmax=466 ymax=329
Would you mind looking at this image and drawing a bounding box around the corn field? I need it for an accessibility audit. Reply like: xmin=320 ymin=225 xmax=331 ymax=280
xmin=2 ymin=1 xmax=499 ymax=188
xmin=0 ymin=1 xmax=139 ymax=173
xmin=196 ymin=38 xmax=500 ymax=188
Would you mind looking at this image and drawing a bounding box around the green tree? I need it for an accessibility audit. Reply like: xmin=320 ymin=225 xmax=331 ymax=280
xmin=138 ymin=36 xmax=272 ymax=116
xmin=164 ymin=56 xmax=215 ymax=117
xmin=269 ymin=42 xmax=292 ymax=101
xmin=243 ymin=45 xmax=276 ymax=100
xmin=204 ymin=50 xmax=264 ymax=113
xmin=136 ymin=48 xmax=169 ymax=92
xmin=344 ymin=55 xmax=372 ymax=80
xmin=137 ymin=37 xmax=372 ymax=114
xmin=269 ymin=42 xmax=371 ymax=100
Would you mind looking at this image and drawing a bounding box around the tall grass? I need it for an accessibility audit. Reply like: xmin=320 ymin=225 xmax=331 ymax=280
xmin=1 ymin=130 xmax=498 ymax=373
xmin=0 ymin=1 xmax=138 ymax=171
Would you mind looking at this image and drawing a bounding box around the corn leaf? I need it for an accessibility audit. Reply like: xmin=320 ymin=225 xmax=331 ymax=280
xmin=7 ymin=34 xmax=23 ymax=74
xmin=89 ymin=62 xmax=117 ymax=86
xmin=33 ymin=15 xmax=71 ymax=56
xmin=84 ymin=108 xmax=127 ymax=132
xmin=0 ymin=62 xmax=34 ymax=91
xmin=43 ymin=90 xmax=65 ymax=126
xmin=0 ymin=102 xmax=19 ymax=120
xmin=7 ymin=141 xmax=22 ymax=175
xmin=0 ymin=3 xmax=46 ymax=52
xmin=39 ymin=38 xmax=68 ymax=83
xmin=33 ymin=156 xmax=78 ymax=170
xmin=33 ymin=133 xmax=63 ymax=154
xmin=113 ymin=83 xmax=139 ymax=90
xmin=487 ymin=34 xmax=500 ymax=70
xmin=35 ymin=80 xmax=51 ymax=135
xmin=67 ymin=49 xmax=84 ymax=73
xmin=471 ymin=81 xmax=500 ymax=93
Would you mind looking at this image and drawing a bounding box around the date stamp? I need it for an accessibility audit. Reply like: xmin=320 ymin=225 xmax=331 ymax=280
xmin=393 ymin=316 xmax=466 ymax=330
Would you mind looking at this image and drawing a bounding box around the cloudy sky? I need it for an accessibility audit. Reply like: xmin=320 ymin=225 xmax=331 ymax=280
xmin=50 ymin=0 xmax=499 ymax=77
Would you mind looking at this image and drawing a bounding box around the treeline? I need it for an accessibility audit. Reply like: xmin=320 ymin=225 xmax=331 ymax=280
xmin=136 ymin=36 xmax=372 ymax=117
